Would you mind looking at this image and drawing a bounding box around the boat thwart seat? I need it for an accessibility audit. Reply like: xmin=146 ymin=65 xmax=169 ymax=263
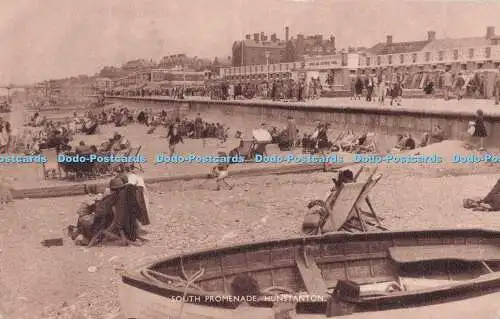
xmin=388 ymin=244 xmax=500 ymax=263
xmin=295 ymin=248 xmax=328 ymax=296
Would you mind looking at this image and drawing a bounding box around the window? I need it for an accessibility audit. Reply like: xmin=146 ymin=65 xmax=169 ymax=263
xmin=400 ymin=54 xmax=404 ymax=64
xmin=377 ymin=56 xmax=381 ymax=65
xmin=366 ymin=57 xmax=371 ymax=66
xmin=412 ymin=53 xmax=417 ymax=63
xmin=425 ymin=52 xmax=431 ymax=62
xmin=453 ymin=50 xmax=459 ymax=60
xmin=468 ymin=48 xmax=474 ymax=59
xmin=485 ymin=47 xmax=491 ymax=59
xmin=388 ymin=55 xmax=392 ymax=65
xmin=260 ymin=65 xmax=264 ymax=72
xmin=438 ymin=51 xmax=444 ymax=61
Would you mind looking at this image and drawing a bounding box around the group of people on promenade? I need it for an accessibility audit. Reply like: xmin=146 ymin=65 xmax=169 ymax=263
xmin=352 ymin=73 xmax=402 ymax=106
xmin=351 ymin=67 xmax=500 ymax=105
xmin=102 ymin=78 xmax=323 ymax=102
xmin=106 ymin=85 xmax=207 ymax=100
xmin=441 ymin=68 xmax=500 ymax=104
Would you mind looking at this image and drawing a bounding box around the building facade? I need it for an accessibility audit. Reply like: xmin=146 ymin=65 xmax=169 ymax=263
xmin=232 ymin=32 xmax=287 ymax=66
xmin=357 ymin=27 xmax=500 ymax=85
xmin=150 ymin=69 xmax=209 ymax=86
xmin=221 ymin=61 xmax=303 ymax=83
xmin=221 ymin=27 xmax=500 ymax=92
xmin=232 ymin=27 xmax=336 ymax=67
xmin=221 ymin=52 xmax=360 ymax=90
xmin=111 ymin=68 xmax=209 ymax=88
xmin=93 ymin=77 xmax=113 ymax=90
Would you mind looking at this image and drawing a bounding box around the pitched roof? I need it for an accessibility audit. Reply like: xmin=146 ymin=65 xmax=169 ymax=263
xmin=421 ymin=37 xmax=492 ymax=51
xmin=369 ymin=40 xmax=430 ymax=55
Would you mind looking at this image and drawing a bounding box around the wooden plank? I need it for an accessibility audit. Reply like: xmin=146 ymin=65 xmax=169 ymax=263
xmin=295 ymin=252 xmax=327 ymax=296
xmin=389 ymin=244 xmax=500 ymax=263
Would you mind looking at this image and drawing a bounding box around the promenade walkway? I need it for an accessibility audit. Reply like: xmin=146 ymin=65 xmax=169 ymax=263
xmin=109 ymin=95 xmax=500 ymax=116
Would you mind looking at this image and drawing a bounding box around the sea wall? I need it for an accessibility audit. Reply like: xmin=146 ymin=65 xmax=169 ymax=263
xmin=106 ymin=96 xmax=500 ymax=147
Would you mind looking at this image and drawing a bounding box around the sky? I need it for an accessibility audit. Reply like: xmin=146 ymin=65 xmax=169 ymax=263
xmin=0 ymin=0 xmax=499 ymax=84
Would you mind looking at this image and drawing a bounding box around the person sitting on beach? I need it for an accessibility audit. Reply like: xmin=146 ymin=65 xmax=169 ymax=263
xmin=392 ymin=133 xmax=415 ymax=152
xmin=431 ymin=124 xmax=445 ymax=143
xmin=464 ymin=177 xmax=500 ymax=212
xmin=75 ymin=141 xmax=92 ymax=155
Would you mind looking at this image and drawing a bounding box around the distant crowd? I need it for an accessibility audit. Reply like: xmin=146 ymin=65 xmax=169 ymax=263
xmin=103 ymin=78 xmax=323 ymax=103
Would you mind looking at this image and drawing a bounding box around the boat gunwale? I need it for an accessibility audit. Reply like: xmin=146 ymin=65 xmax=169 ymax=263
xmin=129 ymin=228 xmax=500 ymax=271
xmin=121 ymin=228 xmax=500 ymax=311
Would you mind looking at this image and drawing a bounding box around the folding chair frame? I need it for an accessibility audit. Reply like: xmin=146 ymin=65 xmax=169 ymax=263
xmin=317 ymin=166 xmax=387 ymax=234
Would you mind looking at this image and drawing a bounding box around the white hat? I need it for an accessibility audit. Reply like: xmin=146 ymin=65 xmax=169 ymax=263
xmin=468 ymin=121 xmax=475 ymax=126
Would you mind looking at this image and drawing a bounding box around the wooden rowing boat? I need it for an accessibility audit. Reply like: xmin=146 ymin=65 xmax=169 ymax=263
xmin=120 ymin=228 xmax=500 ymax=318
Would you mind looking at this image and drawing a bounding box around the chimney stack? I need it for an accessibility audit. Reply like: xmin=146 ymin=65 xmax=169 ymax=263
xmin=253 ymin=33 xmax=259 ymax=42
xmin=260 ymin=32 xmax=265 ymax=42
xmin=427 ymin=31 xmax=436 ymax=41
xmin=386 ymin=35 xmax=393 ymax=45
xmin=285 ymin=26 xmax=290 ymax=42
xmin=486 ymin=26 xmax=495 ymax=39
xmin=245 ymin=34 xmax=251 ymax=40
xmin=330 ymin=35 xmax=336 ymax=50
xmin=271 ymin=33 xmax=277 ymax=42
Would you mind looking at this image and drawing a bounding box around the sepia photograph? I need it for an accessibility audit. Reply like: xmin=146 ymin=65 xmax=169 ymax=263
xmin=1 ymin=0 xmax=500 ymax=318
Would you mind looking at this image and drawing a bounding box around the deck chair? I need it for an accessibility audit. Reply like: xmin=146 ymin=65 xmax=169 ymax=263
xmin=88 ymin=185 xmax=147 ymax=247
xmin=339 ymin=130 xmax=358 ymax=152
xmin=303 ymin=166 xmax=366 ymax=234
xmin=330 ymin=132 xmax=345 ymax=151
xmin=339 ymin=173 xmax=386 ymax=232
xmin=107 ymin=148 xmax=132 ymax=174
xmin=42 ymin=148 xmax=61 ymax=180
xmin=354 ymin=132 xmax=378 ymax=154
xmin=321 ymin=167 xmax=385 ymax=233
xmin=237 ymin=140 xmax=255 ymax=160
xmin=127 ymin=145 xmax=144 ymax=172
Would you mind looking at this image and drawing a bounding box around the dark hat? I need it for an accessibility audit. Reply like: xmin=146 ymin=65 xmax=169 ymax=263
xmin=109 ymin=176 xmax=125 ymax=191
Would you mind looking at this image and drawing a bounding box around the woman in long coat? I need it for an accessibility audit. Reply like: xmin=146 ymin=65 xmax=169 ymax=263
xmin=473 ymin=109 xmax=487 ymax=151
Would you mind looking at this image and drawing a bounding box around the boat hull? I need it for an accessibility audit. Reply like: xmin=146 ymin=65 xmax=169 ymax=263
xmin=119 ymin=281 xmax=500 ymax=319
xmin=119 ymin=280 xmax=277 ymax=319
xmin=120 ymin=229 xmax=500 ymax=318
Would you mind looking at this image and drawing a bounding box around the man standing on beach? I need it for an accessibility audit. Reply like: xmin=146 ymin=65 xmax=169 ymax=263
xmin=167 ymin=121 xmax=183 ymax=156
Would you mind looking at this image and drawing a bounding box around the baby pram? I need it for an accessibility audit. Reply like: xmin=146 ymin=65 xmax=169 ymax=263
xmin=230 ymin=129 xmax=271 ymax=161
